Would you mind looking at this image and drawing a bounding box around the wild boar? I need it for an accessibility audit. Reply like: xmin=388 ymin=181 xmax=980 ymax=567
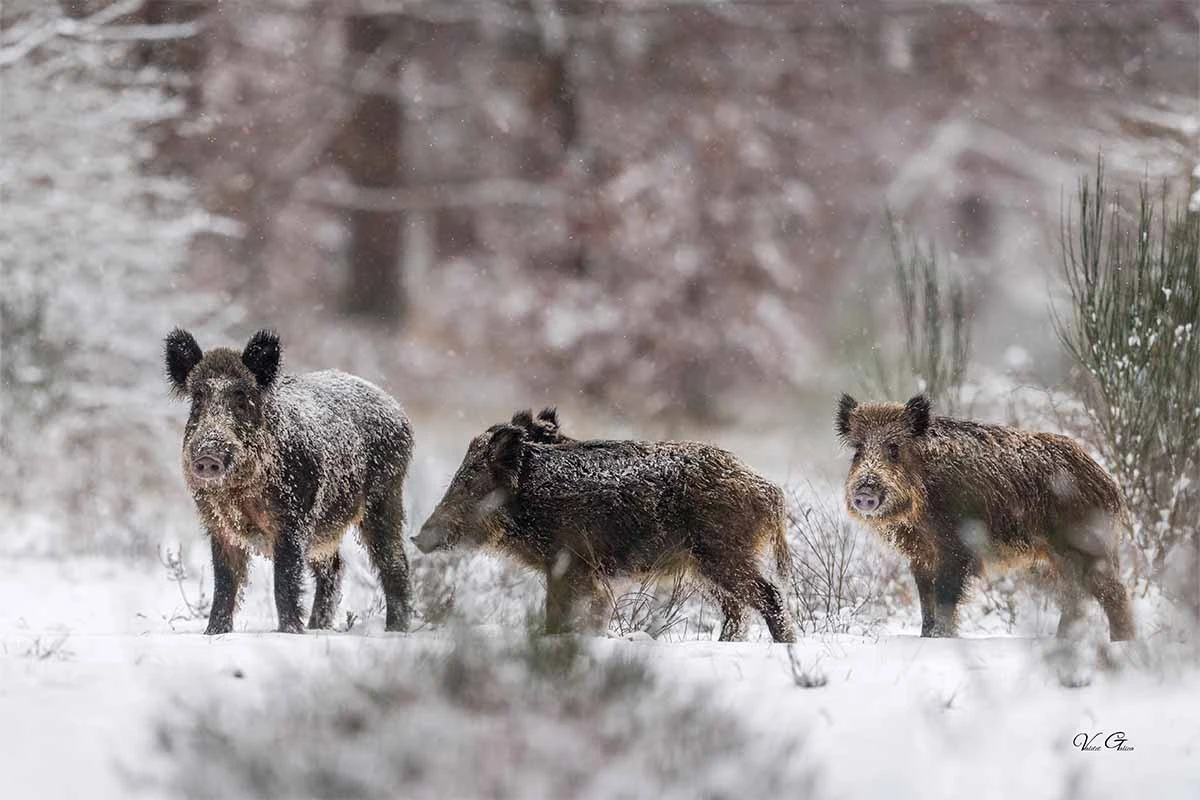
xmin=837 ymin=393 xmax=1134 ymax=640
xmin=165 ymin=328 xmax=413 ymax=634
xmin=413 ymin=413 xmax=796 ymax=642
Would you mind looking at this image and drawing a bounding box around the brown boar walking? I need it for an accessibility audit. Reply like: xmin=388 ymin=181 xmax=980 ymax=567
xmin=413 ymin=409 xmax=796 ymax=642
xmin=836 ymin=394 xmax=1134 ymax=641
xmin=165 ymin=329 xmax=413 ymax=634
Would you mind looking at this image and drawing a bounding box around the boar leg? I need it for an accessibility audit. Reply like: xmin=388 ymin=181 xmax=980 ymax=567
xmin=1054 ymin=547 xmax=1134 ymax=641
xmin=1053 ymin=570 xmax=1086 ymax=639
xmin=914 ymin=555 xmax=970 ymax=637
xmin=716 ymin=594 xmax=747 ymax=641
xmin=698 ymin=556 xmax=794 ymax=642
xmin=930 ymin=571 xmax=967 ymax=637
xmin=273 ymin=529 xmax=308 ymax=634
xmin=1054 ymin=606 xmax=1085 ymax=639
xmin=584 ymin=581 xmax=614 ymax=636
xmin=911 ymin=564 xmax=937 ymax=637
xmin=932 ymin=579 xmax=967 ymax=636
xmin=693 ymin=559 xmax=746 ymax=641
xmin=205 ymin=535 xmax=248 ymax=635
xmin=1086 ymin=560 xmax=1134 ymax=641
xmin=307 ymin=553 xmax=343 ymax=630
xmin=361 ymin=486 xmax=411 ymax=632
xmin=749 ymin=576 xmax=796 ymax=643
xmin=544 ymin=567 xmax=585 ymax=635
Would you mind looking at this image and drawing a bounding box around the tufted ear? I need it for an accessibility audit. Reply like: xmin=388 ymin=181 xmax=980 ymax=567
xmin=835 ymin=393 xmax=858 ymax=439
xmin=531 ymin=406 xmax=565 ymax=442
xmin=242 ymin=329 xmax=281 ymax=390
xmin=903 ymin=394 xmax=931 ymax=437
xmin=488 ymin=425 xmax=526 ymax=490
xmin=165 ymin=328 xmax=203 ymax=397
xmin=511 ymin=406 xmax=565 ymax=444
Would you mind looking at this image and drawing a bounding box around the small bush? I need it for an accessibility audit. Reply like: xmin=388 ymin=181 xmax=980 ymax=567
xmin=1055 ymin=159 xmax=1200 ymax=616
xmin=607 ymin=571 xmax=706 ymax=641
xmin=784 ymin=486 xmax=887 ymax=635
xmin=154 ymin=628 xmax=813 ymax=799
xmin=860 ymin=214 xmax=973 ymax=411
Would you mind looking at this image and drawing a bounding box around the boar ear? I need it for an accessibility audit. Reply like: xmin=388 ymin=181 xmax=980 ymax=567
xmin=533 ymin=406 xmax=563 ymax=441
xmin=242 ymin=329 xmax=281 ymax=390
xmin=903 ymin=394 xmax=931 ymax=437
xmin=510 ymin=409 xmax=535 ymax=429
xmin=165 ymin=328 xmax=203 ymax=397
xmin=510 ymin=407 xmax=564 ymax=444
xmin=488 ymin=425 xmax=526 ymax=490
xmin=835 ymin=393 xmax=858 ymax=439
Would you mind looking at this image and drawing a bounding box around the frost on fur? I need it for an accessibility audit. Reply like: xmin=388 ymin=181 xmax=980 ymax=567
xmin=167 ymin=331 xmax=414 ymax=635
xmin=415 ymin=410 xmax=797 ymax=642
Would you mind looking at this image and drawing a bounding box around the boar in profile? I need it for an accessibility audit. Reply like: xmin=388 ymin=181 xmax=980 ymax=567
xmin=413 ymin=411 xmax=796 ymax=642
xmin=837 ymin=393 xmax=1134 ymax=641
xmin=166 ymin=328 xmax=413 ymax=634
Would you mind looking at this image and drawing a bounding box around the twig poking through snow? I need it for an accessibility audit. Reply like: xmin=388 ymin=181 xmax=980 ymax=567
xmin=158 ymin=544 xmax=210 ymax=624
xmin=23 ymin=632 xmax=73 ymax=662
xmin=787 ymin=644 xmax=829 ymax=689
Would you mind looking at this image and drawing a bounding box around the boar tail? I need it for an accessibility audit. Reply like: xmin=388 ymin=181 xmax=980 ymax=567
xmin=771 ymin=508 xmax=794 ymax=585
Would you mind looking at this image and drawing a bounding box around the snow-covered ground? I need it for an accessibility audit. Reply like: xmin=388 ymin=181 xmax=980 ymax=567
xmin=1 ymin=555 xmax=1196 ymax=800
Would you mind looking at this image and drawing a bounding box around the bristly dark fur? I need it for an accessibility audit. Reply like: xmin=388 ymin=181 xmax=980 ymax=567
xmin=837 ymin=393 xmax=1134 ymax=641
xmin=165 ymin=328 xmax=413 ymax=635
xmin=488 ymin=425 xmax=525 ymax=491
xmin=166 ymin=328 xmax=203 ymax=397
xmin=902 ymin=394 xmax=930 ymax=437
xmin=415 ymin=410 xmax=796 ymax=642
xmin=835 ymin=393 xmax=857 ymax=439
xmin=241 ymin=329 xmax=281 ymax=390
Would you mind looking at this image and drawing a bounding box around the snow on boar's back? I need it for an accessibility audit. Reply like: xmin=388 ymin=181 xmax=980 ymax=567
xmin=165 ymin=328 xmax=413 ymax=634
xmin=836 ymin=393 xmax=1134 ymax=641
xmin=413 ymin=411 xmax=796 ymax=642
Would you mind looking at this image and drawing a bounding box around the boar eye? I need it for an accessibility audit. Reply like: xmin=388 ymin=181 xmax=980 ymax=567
xmin=852 ymin=446 xmax=862 ymax=462
xmin=230 ymin=388 xmax=251 ymax=412
xmin=887 ymin=443 xmax=901 ymax=462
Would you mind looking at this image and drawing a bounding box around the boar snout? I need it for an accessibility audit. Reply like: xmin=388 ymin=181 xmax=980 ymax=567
xmin=852 ymin=490 xmax=881 ymax=513
xmin=850 ymin=479 xmax=885 ymax=515
xmin=191 ymin=454 xmax=227 ymax=481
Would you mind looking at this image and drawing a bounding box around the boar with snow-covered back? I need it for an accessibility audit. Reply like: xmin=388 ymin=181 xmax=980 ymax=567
xmin=413 ymin=409 xmax=796 ymax=642
xmin=165 ymin=329 xmax=413 ymax=634
xmin=836 ymin=393 xmax=1134 ymax=641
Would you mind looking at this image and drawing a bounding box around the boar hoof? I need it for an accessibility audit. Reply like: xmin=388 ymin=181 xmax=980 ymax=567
xmin=277 ymin=620 xmax=306 ymax=635
xmin=204 ymin=622 xmax=232 ymax=636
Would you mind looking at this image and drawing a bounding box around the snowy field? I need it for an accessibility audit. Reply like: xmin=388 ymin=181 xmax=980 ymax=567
xmin=1 ymin=555 xmax=1197 ymax=800
xmin=3 ymin=3 xmax=1196 ymax=798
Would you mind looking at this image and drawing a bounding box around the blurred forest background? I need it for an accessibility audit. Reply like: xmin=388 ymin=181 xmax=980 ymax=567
xmin=1 ymin=0 xmax=1197 ymax=562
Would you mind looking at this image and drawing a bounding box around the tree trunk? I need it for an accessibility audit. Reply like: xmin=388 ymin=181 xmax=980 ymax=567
xmin=135 ymin=0 xmax=208 ymax=112
xmin=338 ymin=14 xmax=405 ymax=326
xmin=521 ymin=2 xmax=589 ymax=275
